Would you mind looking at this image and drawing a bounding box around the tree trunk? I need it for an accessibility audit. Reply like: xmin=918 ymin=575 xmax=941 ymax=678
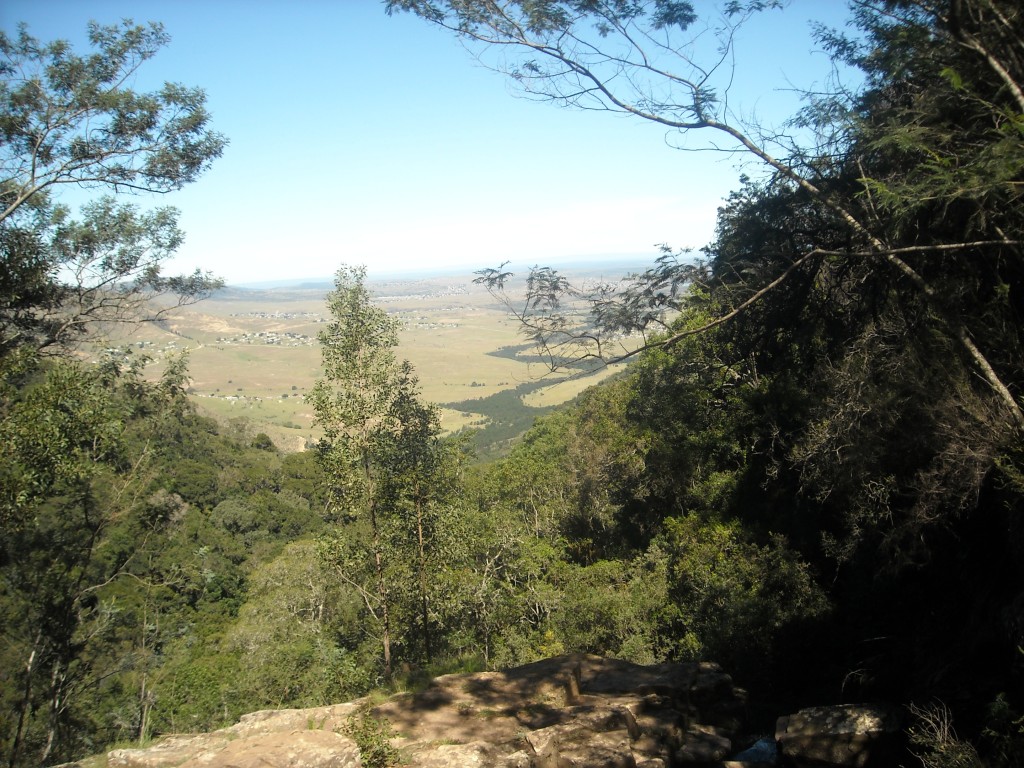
xmin=362 ymin=451 xmax=392 ymax=679
xmin=40 ymin=660 xmax=66 ymax=766
xmin=369 ymin=499 xmax=392 ymax=679
xmin=415 ymin=485 xmax=432 ymax=663
xmin=7 ymin=634 xmax=41 ymax=768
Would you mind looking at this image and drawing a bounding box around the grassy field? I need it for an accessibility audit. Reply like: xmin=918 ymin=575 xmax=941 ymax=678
xmin=108 ymin=264 xmax=648 ymax=454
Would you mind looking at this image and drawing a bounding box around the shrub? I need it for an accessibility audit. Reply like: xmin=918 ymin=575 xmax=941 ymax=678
xmin=341 ymin=705 xmax=400 ymax=768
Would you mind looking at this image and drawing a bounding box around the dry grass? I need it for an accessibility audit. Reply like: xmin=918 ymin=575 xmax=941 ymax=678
xmin=103 ymin=268 xmax=647 ymax=451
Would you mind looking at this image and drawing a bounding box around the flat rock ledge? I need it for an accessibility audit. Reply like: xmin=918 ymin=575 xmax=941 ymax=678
xmin=63 ymin=654 xmax=767 ymax=768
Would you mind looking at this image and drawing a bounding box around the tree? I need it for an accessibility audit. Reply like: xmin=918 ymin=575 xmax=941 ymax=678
xmin=0 ymin=20 xmax=227 ymax=763
xmin=310 ymin=265 xmax=454 ymax=677
xmin=0 ymin=353 xmax=190 ymax=766
xmin=379 ymin=388 xmax=470 ymax=663
xmin=388 ymin=0 xmax=1023 ymax=434
xmin=224 ymin=539 xmax=368 ymax=707
xmin=0 ymin=20 xmax=226 ymax=355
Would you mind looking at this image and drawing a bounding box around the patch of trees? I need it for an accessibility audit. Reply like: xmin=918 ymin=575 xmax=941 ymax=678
xmin=443 ymin=379 xmax=555 ymax=458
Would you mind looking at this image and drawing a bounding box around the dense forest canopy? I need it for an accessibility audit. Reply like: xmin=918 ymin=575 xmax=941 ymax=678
xmin=2 ymin=2 xmax=1023 ymax=766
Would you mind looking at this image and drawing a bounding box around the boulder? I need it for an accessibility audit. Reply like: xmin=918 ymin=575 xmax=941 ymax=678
xmin=181 ymin=729 xmax=360 ymax=768
xmin=105 ymin=704 xmax=363 ymax=768
xmin=675 ymin=723 xmax=734 ymax=763
xmin=106 ymin=734 xmax=234 ymax=768
xmin=407 ymin=741 xmax=498 ymax=767
xmin=775 ymin=703 xmax=902 ymax=767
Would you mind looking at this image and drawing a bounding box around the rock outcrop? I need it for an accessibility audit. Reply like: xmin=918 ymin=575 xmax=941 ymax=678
xmin=104 ymin=705 xmax=364 ymax=768
xmin=775 ymin=703 xmax=903 ymax=767
xmin=81 ymin=654 xmax=760 ymax=768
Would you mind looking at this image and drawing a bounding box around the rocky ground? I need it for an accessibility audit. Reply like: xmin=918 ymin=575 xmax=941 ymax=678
xmin=76 ymin=654 xmax=762 ymax=768
xmin=66 ymin=654 xmax=900 ymax=768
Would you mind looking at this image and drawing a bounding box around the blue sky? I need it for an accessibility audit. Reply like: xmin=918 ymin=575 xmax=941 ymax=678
xmin=2 ymin=1 xmax=855 ymax=285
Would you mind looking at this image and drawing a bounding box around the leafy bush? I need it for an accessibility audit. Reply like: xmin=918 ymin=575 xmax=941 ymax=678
xmin=341 ymin=706 xmax=400 ymax=768
xmin=659 ymin=515 xmax=830 ymax=682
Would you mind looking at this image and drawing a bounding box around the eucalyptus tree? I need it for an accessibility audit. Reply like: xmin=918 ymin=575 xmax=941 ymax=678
xmin=0 ymin=20 xmax=226 ymax=356
xmin=378 ymin=384 xmax=470 ymax=664
xmin=310 ymin=265 xmax=455 ymax=676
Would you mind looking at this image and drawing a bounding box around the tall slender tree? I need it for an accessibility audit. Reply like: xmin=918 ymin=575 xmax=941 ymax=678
xmin=310 ymin=265 xmax=453 ymax=676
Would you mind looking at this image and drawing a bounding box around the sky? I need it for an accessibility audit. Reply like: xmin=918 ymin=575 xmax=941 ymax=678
xmin=2 ymin=1 xmax=856 ymax=286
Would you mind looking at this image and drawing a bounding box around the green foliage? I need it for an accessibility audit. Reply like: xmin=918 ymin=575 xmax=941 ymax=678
xmin=225 ymin=539 xmax=370 ymax=707
xmin=0 ymin=346 xmax=343 ymax=763
xmin=0 ymin=21 xmax=225 ymax=197
xmin=480 ymin=379 xmax=651 ymax=558
xmin=412 ymin=0 xmax=1023 ymax=747
xmin=0 ymin=356 xmax=164 ymax=764
xmin=311 ymin=265 xmax=466 ymax=676
xmin=342 ymin=705 xmax=400 ymax=768
xmin=0 ymin=149 xmax=262 ymax=751
xmin=981 ymin=693 xmax=1024 ymax=768
xmin=0 ymin=21 xmax=226 ymax=355
xmin=443 ymin=379 xmax=554 ymax=458
xmin=4 ymin=4 xmax=1024 ymax=765
xmin=169 ymin=458 xmax=221 ymax=508
xmin=658 ymin=515 xmax=828 ymax=678
xmin=552 ymin=556 xmax=670 ymax=665
xmin=150 ymin=651 xmax=245 ymax=735
xmin=251 ymin=432 xmax=276 ymax=450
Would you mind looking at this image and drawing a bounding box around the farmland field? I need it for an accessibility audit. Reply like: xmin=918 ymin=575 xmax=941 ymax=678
xmin=108 ymin=263 xmax=646 ymax=455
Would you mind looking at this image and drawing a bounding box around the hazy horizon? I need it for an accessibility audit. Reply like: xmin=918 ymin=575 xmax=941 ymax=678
xmin=228 ymin=252 xmax=661 ymax=289
xmin=1 ymin=1 xmax=852 ymax=285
